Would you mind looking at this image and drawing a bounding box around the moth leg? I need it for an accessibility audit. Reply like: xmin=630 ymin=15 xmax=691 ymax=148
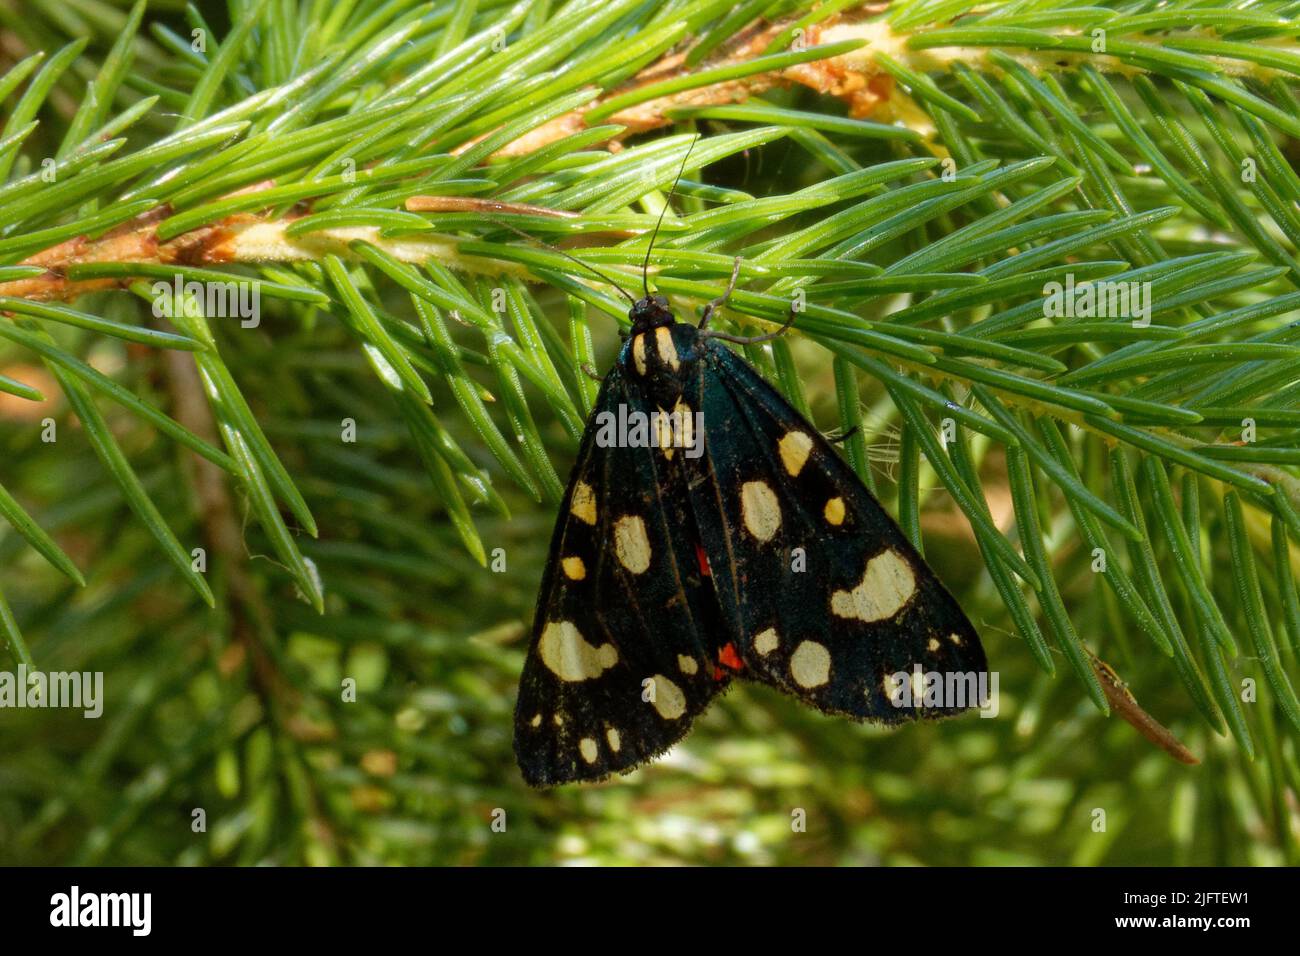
xmin=698 ymin=256 xmax=743 ymax=331
xmin=580 ymin=362 xmax=603 ymax=382
xmin=700 ymin=301 xmax=797 ymax=345
xmin=825 ymin=424 xmax=861 ymax=444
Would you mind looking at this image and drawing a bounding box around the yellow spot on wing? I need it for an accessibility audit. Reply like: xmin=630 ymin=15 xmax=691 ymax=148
xmin=613 ymin=515 xmax=652 ymax=573
xmin=655 ymin=409 xmax=676 ymax=460
xmin=570 ymin=481 xmax=597 ymax=525
xmin=741 ymin=480 xmax=782 ymax=542
xmin=538 ymin=621 xmax=618 ymax=682
xmin=831 ymin=549 xmax=917 ymax=622
xmin=654 ymin=326 xmax=679 ymax=370
xmin=648 ymin=674 xmax=687 ymax=719
xmin=632 ymin=333 xmax=648 ymax=376
xmin=579 ymin=737 xmax=598 ymax=763
xmin=880 ymin=674 xmax=900 ymax=701
xmin=677 ymin=654 xmax=699 ymax=675
xmin=606 ymin=727 xmax=621 ymax=752
xmin=824 ymin=496 xmax=846 ymax=526
xmin=530 ymin=713 xmax=542 ymax=728
xmin=754 ymin=628 xmax=779 ymax=656
xmin=562 ymin=556 xmax=586 ymax=580
xmin=778 ymin=431 xmax=814 ymax=476
xmin=668 ymin=398 xmax=694 ymax=459
xmin=790 ymin=641 xmax=831 ymax=688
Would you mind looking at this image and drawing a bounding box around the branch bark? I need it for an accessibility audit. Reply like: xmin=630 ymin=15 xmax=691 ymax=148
xmin=0 ymin=10 xmax=906 ymax=302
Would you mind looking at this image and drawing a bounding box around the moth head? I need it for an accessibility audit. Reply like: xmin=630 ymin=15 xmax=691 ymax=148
xmin=628 ymin=293 xmax=675 ymax=333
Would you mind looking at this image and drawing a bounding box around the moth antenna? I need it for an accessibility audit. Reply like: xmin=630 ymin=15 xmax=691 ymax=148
xmin=642 ymin=133 xmax=700 ymax=298
xmin=478 ymin=210 xmax=638 ymax=305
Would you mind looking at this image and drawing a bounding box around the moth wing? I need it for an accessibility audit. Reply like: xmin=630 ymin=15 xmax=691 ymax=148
xmin=685 ymin=341 xmax=988 ymax=722
xmin=514 ymin=365 xmax=725 ymax=786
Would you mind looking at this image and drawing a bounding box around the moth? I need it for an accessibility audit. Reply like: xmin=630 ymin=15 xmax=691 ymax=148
xmin=511 ymin=270 xmax=990 ymax=786
xmin=505 ymin=144 xmax=988 ymax=784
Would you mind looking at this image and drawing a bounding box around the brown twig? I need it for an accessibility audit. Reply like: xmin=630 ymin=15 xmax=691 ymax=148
xmin=0 ymin=10 xmax=909 ymax=303
xmin=491 ymin=11 xmax=898 ymax=158
xmin=403 ymin=196 xmax=579 ymax=217
xmin=158 ymin=341 xmax=288 ymax=704
xmin=1088 ymin=648 xmax=1201 ymax=766
xmin=159 ymin=341 xmax=341 ymax=857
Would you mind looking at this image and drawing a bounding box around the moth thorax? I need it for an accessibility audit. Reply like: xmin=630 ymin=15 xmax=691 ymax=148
xmin=629 ymin=325 xmax=684 ymax=379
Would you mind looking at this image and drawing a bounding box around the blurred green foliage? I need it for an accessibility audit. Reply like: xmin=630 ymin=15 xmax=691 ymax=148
xmin=0 ymin=313 xmax=1290 ymax=866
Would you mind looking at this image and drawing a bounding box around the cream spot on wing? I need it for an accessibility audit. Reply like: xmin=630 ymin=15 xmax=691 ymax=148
xmin=830 ymin=549 xmax=917 ymax=622
xmin=613 ymin=515 xmax=652 ymax=573
xmin=741 ymin=480 xmax=782 ymax=542
xmin=606 ymin=727 xmax=621 ymax=753
xmin=570 ymin=481 xmax=597 ymax=525
xmin=778 ymin=431 xmax=814 ymax=476
xmin=579 ymin=737 xmax=598 ymax=763
xmin=632 ymin=333 xmax=648 ymax=376
xmin=665 ymin=398 xmax=694 ymax=460
xmin=677 ymin=654 xmax=699 ymax=675
xmin=554 ymin=713 xmax=564 ymax=726
xmin=655 ymin=409 xmax=676 ymax=461
xmin=530 ymin=713 xmax=542 ymax=728
xmin=928 ymin=637 xmax=940 ymax=652
xmin=949 ymin=632 xmax=963 ymax=646
xmin=562 ymin=556 xmax=586 ymax=580
xmin=790 ymin=641 xmax=831 ymax=688
xmin=824 ymin=496 xmax=846 ymax=526
xmin=754 ymin=628 xmax=779 ymax=656
xmin=648 ymin=674 xmax=687 ymax=719
xmin=654 ymin=326 xmax=679 ymax=370
xmin=538 ymin=621 xmax=618 ymax=682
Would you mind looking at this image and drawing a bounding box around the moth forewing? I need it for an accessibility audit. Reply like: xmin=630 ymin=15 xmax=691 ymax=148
xmin=679 ymin=334 xmax=989 ymax=720
xmin=513 ymin=356 xmax=725 ymax=787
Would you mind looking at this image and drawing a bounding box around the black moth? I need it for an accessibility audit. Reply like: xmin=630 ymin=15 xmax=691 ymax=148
xmin=512 ymin=278 xmax=990 ymax=786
